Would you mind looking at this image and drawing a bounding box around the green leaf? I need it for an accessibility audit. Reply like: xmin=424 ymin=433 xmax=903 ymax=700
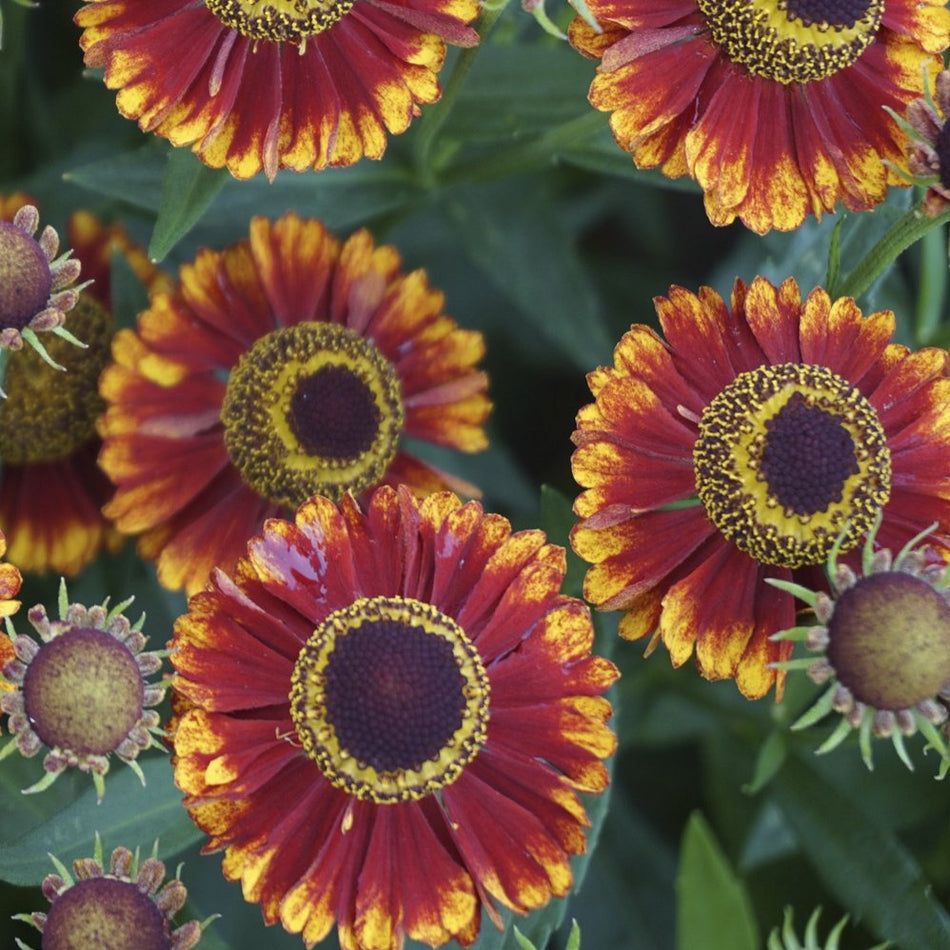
xmin=444 ymin=181 xmax=614 ymax=372
xmin=442 ymin=43 xmax=596 ymax=145
xmin=676 ymin=812 xmax=760 ymax=950
xmin=743 ymin=730 xmax=788 ymax=795
xmin=770 ymin=751 xmax=950 ymax=950
xmin=0 ymin=754 xmax=204 ymax=886
xmin=64 ymin=141 xmax=168 ymax=213
xmin=149 ymin=148 xmax=228 ymax=262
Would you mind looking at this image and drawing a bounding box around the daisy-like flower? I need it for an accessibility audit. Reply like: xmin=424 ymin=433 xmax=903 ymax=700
xmin=901 ymin=69 xmax=950 ymax=216
xmin=171 ymin=485 xmax=618 ymax=950
xmin=0 ymin=581 xmax=169 ymax=801
xmin=770 ymin=520 xmax=950 ymax=774
xmin=0 ymin=205 xmax=170 ymax=577
xmin=99 ymin=212 xmax=491 ymax=596
xmin=571 ymin=276 xmax=950 ymax=699
xmin=75 ymin=0 xmax=480 ymax=181
xmin=15 ymin=837 xmax=206 ymax=950
xmin=0 ymin=202 xmax=83 ymax=362
xmin=568 ymin=0 xmax=950 ymax=233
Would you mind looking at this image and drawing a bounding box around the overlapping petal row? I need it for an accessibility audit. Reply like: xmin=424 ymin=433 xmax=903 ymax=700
xmin=76 ymin=0 xmax=480 ymax=180
xmin=571 ymin=276 xmax=950 ymax=699
xmin=171 ymin=485 xmax=618 ymax=950
xmin=99 ymin=212 xmax=490 ymax=595
xmin=569 ymin=0 xmax=950 ymax=232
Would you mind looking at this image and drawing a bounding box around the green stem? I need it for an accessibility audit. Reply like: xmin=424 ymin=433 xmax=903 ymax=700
xmin=834 ymin=204 xmax=950 ymax=302
xmin=413 ymin=2 xmax=508 ymax=178
xmin=914 ymin=221 xmax=948 ymax=346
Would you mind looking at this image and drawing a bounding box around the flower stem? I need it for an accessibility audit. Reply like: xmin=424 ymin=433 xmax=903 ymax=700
xmin=413 ymin=2 xmax=508 ymax=179
xmin=914 ymin=221 xmax=948 ymax=346
xmin=833 ymin=204 xmax=950 ymax=302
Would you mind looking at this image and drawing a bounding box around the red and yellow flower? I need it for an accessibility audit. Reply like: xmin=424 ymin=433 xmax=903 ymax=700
xmin=571 ymin=276 xmax=950 ymax=698
xmin=569 ymin=0 xmax=950 ymax=233
xmin=75 ymin=0 xmax=480 ymax=180
xmin=99 ymin=212 xmax=491 ymax=595
xmin=171 ymin=485 xmax=617 ymax=949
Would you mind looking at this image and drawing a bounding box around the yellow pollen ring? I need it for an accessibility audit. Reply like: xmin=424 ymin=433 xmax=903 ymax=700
xmin=289 ymin=596 xmax=490 ymax=804
xmin=696 ymin=0 xmax=884 ymax=84
xmin=694 ymin=363 xmax=891 ymax=568
xmin=221 ymin=322 xmax=404 ymax=508
xmin=204 ymin=0 xmax=356 ymax=44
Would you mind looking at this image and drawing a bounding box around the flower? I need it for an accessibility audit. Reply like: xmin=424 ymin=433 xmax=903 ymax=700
xmin=0 ymin=528 xmax=23 ymax=689
xmin=0 ymin=581 xmax=169 ymax=801
xmin=903 ymin=69 xmax=950 ymax=216
xmin=99 ymin=212 xmax=491 ymax=595
xmin=0 ymin=202 xmax=83 ymax=362
xmin=770 ymin=520 xmax=950 ymax=774
xmin=568 ymin=0 xmax=950 ymax=233
xmin=14 ymin=837 xmax=206 ymax=950
xmin=570 ymin=276 xmax=950 ymax=699
xmin=171 ymin=485 xmax=618 ymax=949
xmin=0 ymin=206 xmax=169 ymax=577
xmin=75 ymin=0 xmax=480 ymax=181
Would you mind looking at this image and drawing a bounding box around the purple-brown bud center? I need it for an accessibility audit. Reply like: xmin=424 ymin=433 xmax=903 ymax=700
xmin=0 ymin=221 xmax=52 ymax=331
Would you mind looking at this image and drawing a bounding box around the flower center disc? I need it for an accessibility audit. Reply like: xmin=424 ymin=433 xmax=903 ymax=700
xmin=22 ymin=628 xmax=145 ymax=756
xmin=221 ymin=322 xmax=404 ymax=508
xmin=0 ymin=295 xmax=111 ymax=464
xmin=290 ymin=596 xmax=490 ymax=803
xmin=0 ymin=220 xmax=52 ymax=332
xmin=694 ymin=363 xmax=890 ymax=567
xmin=695 ymin=0 xmax=884 ymax=83
xmin=827 ymin=572 xmax=950 ymax=710
xmin=42 ymin=877 xmax=170 ymax=950
xmin=204 ymin=0 xmax=355 ymax=43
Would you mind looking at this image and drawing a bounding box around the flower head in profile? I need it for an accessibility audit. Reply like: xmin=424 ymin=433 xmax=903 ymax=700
xmin=0 ymin=201 xmax=84 ymax=364
xmin=171 ymin=485 xmax=618 ymax=949
xmin=568 ymin=0 xmax=950 ymax=233
xmin=770 ymin=520 xmax=950 ymax=774
xmin=99 ymin=212 xmax=491 ymax=595
xmin=14 ymin=837 xmax=207 ymax=950
xmin=571 ymin=276 xmax=950 ymax=699
xmin=75 ymin=0 xmax=479 ymax=181
xmin=901 ymin=69 xmax=950 ymax=216
xmin=0 ymin=202 xmax=170 ymax=577
xmin=0 ymin=581 xmax=169 ymax=801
